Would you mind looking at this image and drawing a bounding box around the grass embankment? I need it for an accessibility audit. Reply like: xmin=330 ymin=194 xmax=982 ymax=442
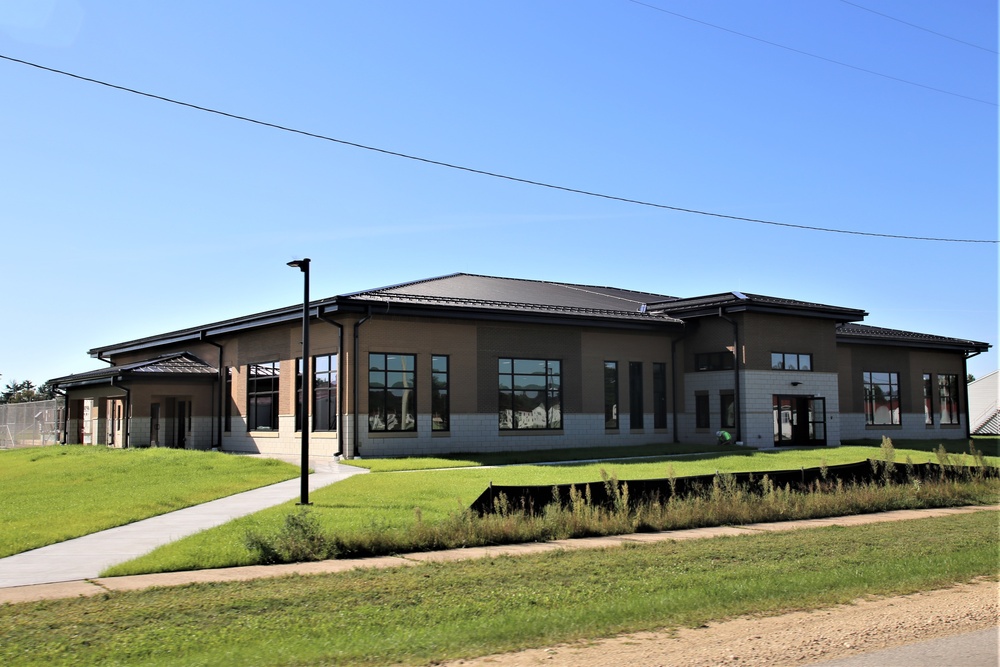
xmin=0 ymin=446 xmax=298 ymax=558
xmin=4 ymin=511 xmax=997 ymax=667
xmin=105 ymin=444 xmax=998 ymax=576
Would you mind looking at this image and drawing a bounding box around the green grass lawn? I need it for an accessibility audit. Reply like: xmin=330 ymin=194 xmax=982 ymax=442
xmin=5 ymin=511 xmax=997 ymax=667
xmin=104 ymin=444 xmax=996 ymax=576
xmin=0 ymin=446 xmax=298 ymax=558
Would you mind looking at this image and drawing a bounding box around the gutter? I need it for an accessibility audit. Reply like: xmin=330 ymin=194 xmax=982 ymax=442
xmin=351 ymin=307 xmax=373 ymax=459
xmin=718 ymin=307 xmax=742 ymax=443
xmin=318 ymin=308 xmax=344 ymax=457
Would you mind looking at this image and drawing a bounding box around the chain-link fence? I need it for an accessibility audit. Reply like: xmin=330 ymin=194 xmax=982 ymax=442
xmin=0 ymin=399 xmax=64 ymax=449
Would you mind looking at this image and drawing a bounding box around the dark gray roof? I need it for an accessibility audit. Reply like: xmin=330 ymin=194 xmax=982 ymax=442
xmin=836 ymin=324 xmax=991 ymax=353
xmin=651 ymin=291 xmax=867 ymax=322
xmin=347 ymin=273 xmax=683 ymax=323
xmin=51 ymin=353 xmax=216 ymax=388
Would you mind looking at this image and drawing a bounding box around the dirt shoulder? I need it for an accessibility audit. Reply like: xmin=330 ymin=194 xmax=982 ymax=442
xmin=444 ymin=578 xmax=999 ymax=667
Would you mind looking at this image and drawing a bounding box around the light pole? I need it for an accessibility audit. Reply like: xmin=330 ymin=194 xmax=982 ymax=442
xmin=287 ymin=258 xmax=311 ymax=505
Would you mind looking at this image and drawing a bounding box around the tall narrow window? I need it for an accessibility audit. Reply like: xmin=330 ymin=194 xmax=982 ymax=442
xmin=923 ymin=374 xmax=933 ymax=425
xmin=431 ymin=355 xmax=450 ymax=431
xmin=604 ymin=361 xmax=618 ymax=429
xmin=224 ymin=366 xmax=233 ymax=432
xmin=720 ymin=392 xmax=735 ymax=429
xmin=653 ymin=363 xmax=667 ymax=429
xmin=938 ymin=374 xmax=959 ymax=425
xmin=863 ymin=371 xmax=900 ymax=425
xmin=247 ymin=361 xmax=280 ymax=431
xmin=629 ymin=362 xmax=643 ymax=430
xmin=695 ymin=393 xmax=710 ymax=429
xmin=313 ymin=354 xmax=337 ymax=431
xmin=498 ymin=358 xmax=561 ymax=430
xmin=369 ymin=353 xmax=416 ymax=432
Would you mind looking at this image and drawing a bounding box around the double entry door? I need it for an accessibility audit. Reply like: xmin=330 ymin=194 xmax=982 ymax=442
xmin=773 ymin=395 xmax=826 ymax=446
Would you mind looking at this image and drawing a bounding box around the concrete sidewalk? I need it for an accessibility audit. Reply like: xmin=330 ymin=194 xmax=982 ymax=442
xmin=1 ymin=504 xmax=994 ymax=605
xmin=0 ymin=457 xmax=366 ymax=590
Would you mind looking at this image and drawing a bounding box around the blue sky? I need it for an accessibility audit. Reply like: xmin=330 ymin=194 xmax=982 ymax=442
xmin=1 ymin=0 xmax=996 ymax=386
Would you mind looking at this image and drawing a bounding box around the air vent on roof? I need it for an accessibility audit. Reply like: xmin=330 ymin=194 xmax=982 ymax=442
xmin=639 ymin=303 xmax=647 ymax=313
xmin=732 ymin=291 xmax=748 ymax=300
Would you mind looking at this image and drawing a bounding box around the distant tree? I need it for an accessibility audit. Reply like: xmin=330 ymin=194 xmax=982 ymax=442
xmin=0 ymin=379 xmax=53 ymax=404
xmin=967 ymin=373 xmax=976 ymax=383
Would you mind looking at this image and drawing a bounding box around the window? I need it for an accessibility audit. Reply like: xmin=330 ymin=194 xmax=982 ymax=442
xmin=720 ymin=392 xmax=735 ymax=429
xmin=771 ymin=352 xmax=812 ymax=371
xmin=224 ymin=366 xmax=233 ymax=432
xmin=863 ymin=371 xmax=900 ymax=425
xmin=604 ymin=361 xmax=618 ymax=429
xmin=369 ymin=353 xmax=416 ymax=432
xmin=695 ymin=392 xmax=710 ymax=429
xmin=313 ymin=354 xmax=337 ymax=431
xmin=629 ymin=362 xmax=643 ymax=429
xmin=695 ymin=351 xmax=734 ymax=372
xmin=498 ymin=358 xmax=561 ymax=430
xmin=653 ymin=363 xmax=667 ymax=429
xmin=938 ymin=374 xmax=959 ymax=425
xmin=247 ymin=361 xmax=280 ymax=431
xmin=923 ymin=374 xmax=933 ymax=425
xmin=431 ymin=355 xmax=449 ymax=431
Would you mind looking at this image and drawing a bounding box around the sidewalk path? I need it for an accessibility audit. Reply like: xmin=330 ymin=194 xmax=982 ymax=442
xmin=1 ymin=504 xmax=993 ymax=605
xmin=0 ymin=457 xmax=366 ymax=590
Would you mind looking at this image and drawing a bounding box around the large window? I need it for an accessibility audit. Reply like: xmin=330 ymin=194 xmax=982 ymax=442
xmin=695 ymin=351 xmax=734 ymax=372
xmin=695 ymin=392 xmax=710 ymax=429
xmin=863 ymin=371 xmax=900 ymax=425
xmin=604 ymin=361 xmax=618 ymax=429
xmin=923 ymin=373 xmax=933 ymax=425
xmin=629 ymin=362 xmax=643 ymax=430
xmin=498 ymin=358 xmax=562 ymax=430
xmin=248 ymin=361 xmax=280 ymax=431
xmin=369 ymin=353 xmax=416 ymax=432
xmin=653 ymin=362 xmax=667 ymax=429
xmin=771 ymin=352 xmax=812 ymax=371
xmin=313 ymin=354 xmax=337 ymax=431
xmin=431 ymin=355 xmax=450 ymax=431
xmin=296 ymin=355 xmax=338 ymax=432
xmin=938 ymin=374 xmax=959 ymax=425
xmin=224 ymin=366 xmax=233 ymax=432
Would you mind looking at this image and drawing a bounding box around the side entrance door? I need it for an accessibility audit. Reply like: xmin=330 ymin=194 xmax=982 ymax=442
xmin=773 ymin=395 xmax=826 ymax=446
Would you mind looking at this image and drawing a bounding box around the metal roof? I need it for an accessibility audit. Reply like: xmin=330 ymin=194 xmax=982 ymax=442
xmin=650 ymin=291 xmax=867 ymax=322
xmin=836 ymin=324 xmax=991 ymax=353
xmin=51 ymin=353 xmax=217 ymax=388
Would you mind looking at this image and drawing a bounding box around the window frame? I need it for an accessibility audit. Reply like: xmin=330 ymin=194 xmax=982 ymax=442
xmin=247 ymin=361 xmax=280 ymax=432
xmin=938 ymin=374 xmax=960 ymax=425
xmin=720 ymin=391 xmax=735 ymax=429
xmin=368 ymin=352 xmax=417 ymax=432
xmin=629 ymin=361 xmax=643 ymax=430
xmin=771 ymin=352 xmax=813 ymax=371
xmin=311 ymin=354 xmax=338 ymax=432
xmin=695 ymin=351 xmax=734 ymax=372
xmin=695 ymin=392 xmax=710 ymax=430
xmin=863 ymin=371 xmax=900 ymax=426
xmin=604 ymin=361 xmax=619 ymax=430
xmin=498 ymin=357 xmax=562 ymax=431
xmin=923 ymin=373 xmax=933 ymax=425
xmin=431 ymin=354 xmax=450 ymax=432
xmin=652 ymin=362 xmax=667 ymax=429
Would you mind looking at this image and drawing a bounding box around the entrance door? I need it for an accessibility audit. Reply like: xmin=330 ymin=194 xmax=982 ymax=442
xmin=773 ymin=395 xmax=826 ymax=446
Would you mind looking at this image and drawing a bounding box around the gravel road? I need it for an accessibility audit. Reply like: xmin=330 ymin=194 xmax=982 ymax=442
xmin=443 ymin=578 xmax=998 ymax=667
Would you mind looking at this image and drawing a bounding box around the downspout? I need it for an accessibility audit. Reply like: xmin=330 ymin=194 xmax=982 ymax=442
xmin=718 ymin=308 xmax=742 ymax=443
xmin=200 ymin=334 xmax=224 ymax=449
xmin=352 ymin=307 xmax=373 ymax=459
xmin=318 ymin=309 xmax=344 ymax=457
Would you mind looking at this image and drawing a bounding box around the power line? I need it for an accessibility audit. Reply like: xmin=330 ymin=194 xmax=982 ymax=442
xmin=837 ymin=0 xmax=998 ymax=55
xmin=1 ymin=53 xmax=995 ymax=245
xmin=625 ymin=0 xmax=996 ymax=107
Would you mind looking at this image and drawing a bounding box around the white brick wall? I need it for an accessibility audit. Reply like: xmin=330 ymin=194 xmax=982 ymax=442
xmin=839 ymin=412 xmax=967 ymax=442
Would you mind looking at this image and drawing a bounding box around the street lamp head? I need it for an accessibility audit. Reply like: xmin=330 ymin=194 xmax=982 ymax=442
xmin=287 ymin=258 xmax=310 ymax=272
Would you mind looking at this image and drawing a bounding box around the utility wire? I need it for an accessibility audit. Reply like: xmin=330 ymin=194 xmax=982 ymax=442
xmin=1 ymin=53 xmax=995 ymax=245
xmin=837 ymin=0 xmax=998 ymax=55
xmin=625 ymin=0 xmax=996 ymax=107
